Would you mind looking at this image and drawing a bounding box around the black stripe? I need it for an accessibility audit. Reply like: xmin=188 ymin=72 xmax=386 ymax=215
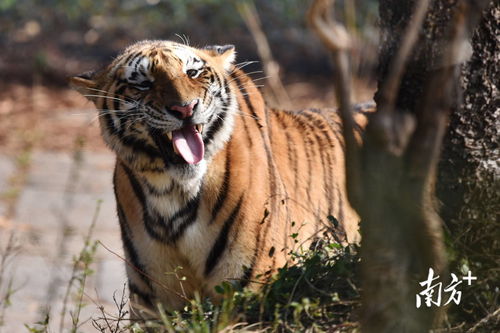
xmin=137 ymin=165 xmax=167 ymax=173
xmin=293 ymin=115 xmax=313 ymax=204
xmin=121 ymin=135 xmax=162 ymax=160
xmin=240 ymin=108 xmax=259 ymax=287
xmin=310 ymin=112 xmax=333 ymax=213
xmin=219 ymin=75 xmax=231 ymax=105
xmin=102 ymin=94 xmax=118 ymax=134
xmin=230 ymin=72 xmax=259 ymax=122
xmin=223 ymin=76 xmax=231 ymax=97
xmin=210 ymin=151 xmax=231 ymax=224
xmin=132 ymin=55 xmax=144 ymax=71
xmin=336 ymin=185 xmax=345 ymax=230
xmin=264 ymin=108 xmax=282 ymax=273
xmin=232 ymin=70 xmax=281 ymax=274
xmin=168 ymin=209 xmax=198 ymax=243
xmin=213 ymin=70 xmax=223 ymax=90
xmin=240 ymin=103 xmax=254 ymax=148
xmin=205 ymin=196 xmax=243 ymax=276
xmin=122 ymin=163 xmax=147 ymax=205
xmin=301 ymin=110 xmax=335 ymax=214
xmin=203 ymin=110 xmax=226 ymax=146
xmin=121 ymin=167 xmax=169 ymax=242
xmin=129 ymin=282 xmax=154 ymax=308
xmin=318 ymin=117 xmax=338 ymax=216
xmin=240 ymin=213 xmax=265 ymax=288
xmin=286 ymin=129 xmax=300 ymax=193
xmin=122 ymin=52 xmax=137 ymax=68
xmin=143 ymin=180 xmax=174 ymax=196
xmin=233 ymin=72 xmax=277 ymax=199
xmin=321 ymin=114 xmax=345 ymax=159
xmin=113 ymin=86 xmax=123 ymax=113
xmin=202 ymin=86 xmax=209 ymax=101
xmin=141 ymin=211 xmax=165 ymax=242
xmin=103 ymin=112 xmax=116 ymax=135
xmin=166 ymin=194 xmax=199 ymax=226
xmin=114 ymin=85 xmax=127 ymax=136
xmin=274 ymin=110 xmax=299 ymax=190
xmin=167 ymin=194 xmax=201 ymax=243
xmin=324 ymin=150 xmax=335 ymax=214
xmin=141 ymin=192 xmax=201 ymax=244
xmin=121 ymin=167 xmax=168 ymax=242
xmin=114 ymin=166 xmax=152 ymax=290
xmin=116 ymin=201 xmax=152 ymax=290
xmin=241 ymin=260 xmax=255 ymax=288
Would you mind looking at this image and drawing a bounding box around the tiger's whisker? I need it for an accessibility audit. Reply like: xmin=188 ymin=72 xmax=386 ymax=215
xmin=234 ymin=61 xmax=260 ymax=71
xmin=85 ymin=87 xmax=136 ymax=101
xmin=83 ymin=94 xmax=134 ymax=103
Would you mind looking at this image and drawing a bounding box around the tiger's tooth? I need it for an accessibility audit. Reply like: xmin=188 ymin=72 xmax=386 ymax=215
xmin=173 ymin=142 xmax=180 ymax=155
xmin=196 ymin=124 xmax=204 ymax=134
xmin=166 ymin=131 xmax=172 ymax=140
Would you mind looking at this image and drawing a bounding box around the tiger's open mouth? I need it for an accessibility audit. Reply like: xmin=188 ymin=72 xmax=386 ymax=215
xmin=148 ymin=124 xmax=205 ymax=167
xmin=166 ymin=124 xmax=205 ymax=164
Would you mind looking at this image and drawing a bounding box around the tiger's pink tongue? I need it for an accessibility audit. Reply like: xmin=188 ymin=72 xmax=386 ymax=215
xmin=172 ymin=126 xmax=204 ymax=164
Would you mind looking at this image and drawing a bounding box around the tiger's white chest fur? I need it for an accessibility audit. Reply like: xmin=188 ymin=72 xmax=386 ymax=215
xmin=132 ymin=169 xmax=228 ymax=306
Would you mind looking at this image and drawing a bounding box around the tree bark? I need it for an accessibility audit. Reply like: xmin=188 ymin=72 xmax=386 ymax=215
xmin=359 ymin=2 xmax=457 ymax=331
xmin=437 ymin=1 xmax=499 ymax=329
xmin=308 ymin=0 xmax=494 ymax=331
xmin=359 ymin=1 xmax=490 ymax=332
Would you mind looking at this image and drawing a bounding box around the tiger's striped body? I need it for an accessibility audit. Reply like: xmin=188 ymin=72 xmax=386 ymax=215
xmin=71 ymin=40 xmax=368 ymax=314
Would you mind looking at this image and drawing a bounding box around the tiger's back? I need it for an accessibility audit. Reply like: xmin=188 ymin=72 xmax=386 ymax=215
xmin=71 ymin=40 xmax=370 ymax=315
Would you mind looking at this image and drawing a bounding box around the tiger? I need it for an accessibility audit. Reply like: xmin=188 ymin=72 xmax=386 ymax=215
xmin=70 ymin=40 xmax=370 ymax=317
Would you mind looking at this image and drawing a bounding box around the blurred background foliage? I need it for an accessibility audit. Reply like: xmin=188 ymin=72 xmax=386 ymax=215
xmin=0 ymin=0 xmax=379 ymax=86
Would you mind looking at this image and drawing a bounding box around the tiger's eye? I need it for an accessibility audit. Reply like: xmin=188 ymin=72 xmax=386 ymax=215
xmin=131 ymin=81 xmax=153 ymax=91
xmin=186 ymin=69 xmax=200 ymax=78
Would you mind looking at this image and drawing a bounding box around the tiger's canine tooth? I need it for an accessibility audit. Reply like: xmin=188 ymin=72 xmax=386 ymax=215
xmin=196 ymin=124 xmax=204 ymax=134
xmin=166 ymin=131 xmax=173 ymax=140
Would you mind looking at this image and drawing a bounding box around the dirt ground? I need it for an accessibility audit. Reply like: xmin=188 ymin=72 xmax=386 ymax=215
xmin=0 ymin=84 xmax=105 ymax=154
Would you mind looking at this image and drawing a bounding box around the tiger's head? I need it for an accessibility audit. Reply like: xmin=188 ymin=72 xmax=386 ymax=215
xmin=71 ymin=40 xmax=238 ymax=182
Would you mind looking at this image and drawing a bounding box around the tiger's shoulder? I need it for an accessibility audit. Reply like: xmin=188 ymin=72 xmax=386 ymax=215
xmin=267 ymin=101 xmax=375 ymax=144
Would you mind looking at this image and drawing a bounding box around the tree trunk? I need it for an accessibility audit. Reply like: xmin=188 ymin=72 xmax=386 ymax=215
xmin=308 ymin=0 xmax=493 ymax=331
xmin=437 ymin=2 xmax=499 ymax=330
xmin=359 ymin=1 xmax=490 ymax=332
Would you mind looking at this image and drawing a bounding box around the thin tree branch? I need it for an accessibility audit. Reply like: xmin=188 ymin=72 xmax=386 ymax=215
xmin=236 ymin=0 xmax=291 ymax=109
xmin=466 ymin=306 xmax=500 ymax=333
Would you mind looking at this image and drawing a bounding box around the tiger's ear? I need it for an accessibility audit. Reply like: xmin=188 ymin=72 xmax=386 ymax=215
xmin=203 ymin=44 xmax=236 ymax=71
xmin=70 ymin=71 xmax=97 ymax=101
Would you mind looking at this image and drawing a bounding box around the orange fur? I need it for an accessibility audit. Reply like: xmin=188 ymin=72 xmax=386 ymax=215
xmin=71 ymin=40 xmax=373 ymax=316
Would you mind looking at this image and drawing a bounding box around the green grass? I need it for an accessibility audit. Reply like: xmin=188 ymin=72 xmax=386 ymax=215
xmin=95 ymin=231 xmax=362 ymax=333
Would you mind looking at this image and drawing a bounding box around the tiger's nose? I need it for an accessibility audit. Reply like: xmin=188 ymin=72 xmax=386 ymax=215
xmin=169 ymin=99 xmax=198 ymax=119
